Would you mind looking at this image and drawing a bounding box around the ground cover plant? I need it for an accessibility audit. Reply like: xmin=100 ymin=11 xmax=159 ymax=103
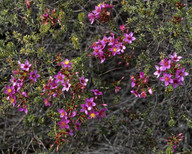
xmin=0 ymin=0 xmax=192 ymax=153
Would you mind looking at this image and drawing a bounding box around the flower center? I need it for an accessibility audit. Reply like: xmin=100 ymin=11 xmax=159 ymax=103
xmin=61 ymin=122 xmax=66 ymax=127
xmin=58 ymin=75 xmax=62 ymax=80
xmin=165 ymin=77 xmax=169 ymax=81
xmin=179 ymin=72 xmax=183 ymax=76
xmin=164 ymin=61 xmax=168 ymax=66
xmin=90 ymin=113 xmax=96 ymax=118
xmin=32 ymin=74 xmax=36 ymax=78
xmin=65 ymin=60 xmax=69 ymax=65
xmin=8 ymin=89 xmax=12 ymax=93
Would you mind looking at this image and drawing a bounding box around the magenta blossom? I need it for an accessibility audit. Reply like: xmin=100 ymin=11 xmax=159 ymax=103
xmin=88 ymin=110 xmax=99 ymax=119
xmin=61 ymin=59 xmax=73 ymax=68
xmin=75 ymin=122 xmax=81 ymax=131
xmin=176 ymin=68 xmax=189 ymax=82
xmin=141 ymin=91 xmax=147 ymax=98
xmin=62 ymin=81 xmax=71 ymax=91
xmin=88 ymin=13 xmax=96 ymax=24
xmin=140 ymin=71 xmax=145 ymax=79
xmin=159 ymin=58 xmax=171 ymax=71
xmin=7 ymin=95 xmax=17 ymax=107
xmin=54 ymin=72 xmax=65 ymax=83
xmin=4 ymin=85 xmax=15 ymax=96
xmin=92 ymin=5 xmax=101 ymax=15
xmin=85 ymin=97 xmax=96 ymax=110
xmin=19 ymin=105 xmax=28 ymax=114
xmin=79 ymin=75 xmax=88 ymax=86
xmin=58 ymin=109 xmax=67 ymax=119
xmin=120 ymin=24 xmax=125 ymax=31
xmin=131 ymin=90 xmax=140 ymax=97
xmin=131 ymin=76 xmax=136 ymax=88
xmin=91 ymin=89 xmax=103 ymax=95
xmin=44 ymin=98 xmax=50 ymax=106
xmin=169 ymin=52 xmax=182 ymax=62
xmin=30 ymin=70 xmax=40 ymax=82
xmin=123 ymin=32 xmax=136 ymax=44
xmin=115 ymin=86 xmax=121 ymax=93
xmin=22 ymin=91 xmax=28 ymax=97
xmin=160 ymin=73 xmax=173 ymax=86
xmin=154 ymin=65 xmax=163 ymax=78
xmin=172 ymin=78 xmax=183 ymax=88
xmin=80 ymin=103 xmax=89 ymax=115
xmin=18 ymin=60 xmax=32 ymax=71
xmin=69 ymin=111 xmax=77 ymax=118
xmin=58 ymin=118 xmax=70 ymax=129
xmin=50 ymin=81 xmax=59 ymax=89
xmin=148 ymin=88 xmax=153 ymax=95
xmin=98 ymin=108 xmax=107 ymax=119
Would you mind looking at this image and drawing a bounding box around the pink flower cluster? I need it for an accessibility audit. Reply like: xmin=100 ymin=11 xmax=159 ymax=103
xmin=165 ymin=133 xmax=184 ymax=152
xmin=41 ymin=55 xmax=107 ymax=148
xmin=91 ymin=27 xmax=136 ymax=63
xmin=130 ymin=72 xmax=153 ymax=98
xmin=41 ymin=59 xmax=75 ymax=106
xmin=3 ymin=60 xmax=40 ymax=114
xmin=40 ymin=8 xmax=60 ymax=26
xmin=154 ymin=52 xmax=188 ymax=88
xmin=88 ymin=2 xmax=114 ymax=24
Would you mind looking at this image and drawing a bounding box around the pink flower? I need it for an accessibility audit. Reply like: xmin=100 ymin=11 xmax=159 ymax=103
xmin=88 ymin=110 xmax=98 ymax=119
xmin=101 ymin=36 xmax=109 ymax=45
xmin=123 ymin=32 xmax=136 ymax=44
xmin=115 ymin=86 xmax=121 ymax=93
xmin=120 ymin=24 xmax=125 ymax=31
xmin=172 ymin=78 xmax=183 ymax=88
xmin=160 ymin=73 xmax=173 ymax=86
xmin=148 ymin=88 xmax=153 ymax=95
xmin=79 ymin=75 xmax=88 ymax=86
xmin=176 ymin=68 xmax=189 ymax=82
xmin=131 ymin=90 xmax=140 ymax=97
xmin=130 ymin=76 xmax=136 ymax=88
xmin=91 ymin=89 xmax=103 ymax=95
xmin=62 ymin=81 xmax=71 ymax=91
xmin=58 ymin=118 xmax=70 ymax=129
xmin=154 ymin=65 xmax=163 ymax=78
xmin=69 ymin=111 xmax=77 ymax=118
xmin=58 ymin=109 xmax=67 ymax=118
xmin=61 ymin=59 xmax=73 ymax=68
xmin=85 ymin=97 xmax=96 ymax=110
xmin=75 ymin=122 xmax=81 ymax=131
xmin=4 ymin=85 xmax=15 ymax=96
xmin=7 ymin=95 xmax=17 ymax=107
xmin=159 ymin=58 xmax=171 ymax=71
xmin=44 ymin=98 xmax=50 ymax=106
xmin=98 ymin=108 xmax=107 ymax=119
xmin=18 ymin=60 xmax=32 ymax=71
xmin=54 ymin=72 xmax=65 ymax=83
xmin=88 ymin=13 xmax=96 ymax=24
xmin=10 ymin=75 xmax=17 ymax=86
xmin=19 ymin=105 xmax=28 ymax=114
xmin=139 ymin=71 xmax=145 ymax=79
xmin=29 ymin=70 xmax=40 ymax=82
xmin=169 ymin=52 xmax=182 ymax=62
xmin=22 ymin=91 xmax=28 ymax=97
xmin=50 ymin=81 xmax=59 ymax=89
xmin=80 ymin=103 xmax=89 ymax=115
xmin=93 ymin=6 xmax=101 ymax=15
xmin=117 ymin=43 xmax=126 ymax=53
xmin=109 ymin=45 xmax=121 ymax=56
xmin=141 ymin=91 xmax=147 ymax=98
xmin=108 ymin=34 xmax=115 ymax=46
